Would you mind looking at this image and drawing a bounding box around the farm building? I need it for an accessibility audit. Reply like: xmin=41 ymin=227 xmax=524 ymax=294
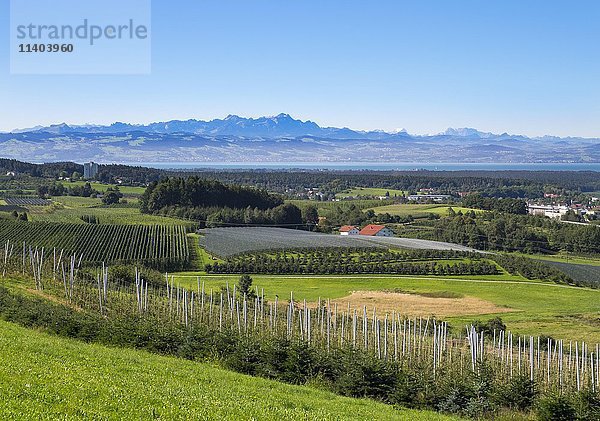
xmin=359 ymin=224 xmax=394 ymax=237
xmin=339 ymin=225 xmax=360 ymax=235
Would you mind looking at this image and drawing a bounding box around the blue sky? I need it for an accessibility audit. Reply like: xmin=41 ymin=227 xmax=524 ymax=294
xmin=1 ymin=0 xmax=599 ymax=136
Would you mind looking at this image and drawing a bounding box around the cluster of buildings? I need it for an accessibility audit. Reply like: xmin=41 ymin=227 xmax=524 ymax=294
xmin=527 ymin=202 xmax=599 ymax=221
xmin=339 ymin=224 xmax=394 ymax=237
xmin=406 ymin=194 xmax=451 ymax=202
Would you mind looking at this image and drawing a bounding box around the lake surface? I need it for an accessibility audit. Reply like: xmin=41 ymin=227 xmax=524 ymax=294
xmin=138 ymin=162 xmax=600 ymax=172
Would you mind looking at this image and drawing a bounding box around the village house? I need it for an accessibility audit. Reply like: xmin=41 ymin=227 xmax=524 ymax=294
xmin=339 ymin=225 xmax=360 ymax=235
xmin=359 ymin=224 xmax=394 ymax=237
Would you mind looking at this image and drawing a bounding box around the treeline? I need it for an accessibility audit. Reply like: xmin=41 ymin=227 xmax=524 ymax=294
xmin=37 ymin=181 xmax=99 ymax=198
xmin=462 ymin=194 xmax=527 ymax=214
xmin=423 ymin=212 xmax=600 ymax=255
xmin=0 ymin=159 xmax=82 ymax=178
xmin=5 ymin=158 xmax=600 ymax=198
xmin=0 ymin=159 xmax=161 ymax=185
xmin=169 ymin=169 xmax=600 ymax=197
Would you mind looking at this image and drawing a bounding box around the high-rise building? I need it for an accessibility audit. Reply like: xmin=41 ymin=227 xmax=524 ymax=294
xmin=83 ymin=162 xmax=99 ymax=179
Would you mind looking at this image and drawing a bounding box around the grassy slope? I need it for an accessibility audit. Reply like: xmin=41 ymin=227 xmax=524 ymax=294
xmin=65 ymin=180 xmax=147 ymax=195
xmin=25 ymin=196 xmax=189 ymax=225
xmin=510 ymin=252 xmax=600 ymax=267
xmin=369 ymin=203 xmax=482 ymax=218
xmin=170 ymin=273 xmax=600 ymax=342
xmin=0 ymin=320 xmax=456 ymax=421
xmin=336 ymin=187 xmax=408 ymax=198
xmin=288 ymin=199 xmax=383 ymax=218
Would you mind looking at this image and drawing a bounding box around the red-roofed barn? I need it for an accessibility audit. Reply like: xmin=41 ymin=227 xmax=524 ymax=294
xmin=359 ymin=224 xmax=394 ymax=237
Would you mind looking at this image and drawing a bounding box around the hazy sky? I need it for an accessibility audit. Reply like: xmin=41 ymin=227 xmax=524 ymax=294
xmin=1 ymin=1 xmax=599 ymax=136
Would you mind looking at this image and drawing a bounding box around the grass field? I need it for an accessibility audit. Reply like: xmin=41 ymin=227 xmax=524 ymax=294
xmin=0 ymin=320 xmax=456 ymax=420
xmin=65 ymin=180 xmax=147 ymax=195
xmin=25 ymin=196 xmax=189 ymax=226
xmin=337 ymin=187 xmax=408 ymax=198
xmin=169 ymin=272 xmax=600 ymax=342
xmin=369 ymin=203 xmax=482 ymax=218
xmin=288 ymin=199 xmax=383 ymax=215
xmin=511 ymin=251 xmax=600 ymax=267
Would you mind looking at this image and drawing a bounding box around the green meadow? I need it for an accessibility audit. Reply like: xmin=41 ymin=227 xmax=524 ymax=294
xmin=337 ymin=187 xmax=408 ymax=198
xmin=369 ymin=203 xmax=482 ymax=218
xmin=0 ymin=319 xmax=457 ymax=421
xmin=24 ymin=196 xmax=189 ymax=225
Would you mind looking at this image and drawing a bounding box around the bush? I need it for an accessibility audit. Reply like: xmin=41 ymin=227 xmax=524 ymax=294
xmin=472 ymin=317 xmax=506 ymax=335
xmin=334 ymin=351 xmax=397 ymax=401
xmin=574 ymin=390 xmax=600 ymax=420
xmin=537 ymin=394 xmax=576 ymax=421
xmin=495 ymin=375 xmax=536 ymax=411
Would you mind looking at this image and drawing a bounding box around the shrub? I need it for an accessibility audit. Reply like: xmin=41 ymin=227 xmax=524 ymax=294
xmin=494 ymin=375 xmax=536 ymax=411
xmin=472 ymin=317 xmax=506 ymax=335
xmin=537 ymin=394 xmax=576 ymax=421
xmin=574 ymin=390 xmax=600 ymax=420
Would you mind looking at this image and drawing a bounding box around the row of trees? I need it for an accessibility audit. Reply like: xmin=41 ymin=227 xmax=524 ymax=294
xmin=206 ymin=250 xmax=499 ymax=275
xmin=37 ymin=181 xmax=99 ymax=198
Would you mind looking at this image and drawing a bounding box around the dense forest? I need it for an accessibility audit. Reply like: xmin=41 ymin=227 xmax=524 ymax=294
xmin=411 ymin=211 xmax=600 ymax=255
xmin=140 ymin=177 xmax=283 ymax=212
xmin=461 ymin=194 xmax=528 ymax=214
xmin=139 ymin=177 xmax=304 ymax=227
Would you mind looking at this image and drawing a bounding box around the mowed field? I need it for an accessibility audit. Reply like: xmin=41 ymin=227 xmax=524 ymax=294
xmin=336 ymin=187 xmax=408 ymax=198
xmin=0 ymin=320 xmax=456 ymax=421
xmin=170 ymin=272 xmax=600 ymax=343
xmin=65 ymin=180 xmax=147 ymax=195
xmin=369 ymin=203 xmax=482 ymax=218
xmin=24 ymin=196 xmax=190 ymax=226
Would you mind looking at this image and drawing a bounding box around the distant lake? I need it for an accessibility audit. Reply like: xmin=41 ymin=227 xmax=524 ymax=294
xmin=137 ymin=162 xmax=600 ymax=172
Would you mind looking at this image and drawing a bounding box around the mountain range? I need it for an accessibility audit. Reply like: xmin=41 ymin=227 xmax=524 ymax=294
xmin=2 ymin=114 xmax=599 ymax=164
